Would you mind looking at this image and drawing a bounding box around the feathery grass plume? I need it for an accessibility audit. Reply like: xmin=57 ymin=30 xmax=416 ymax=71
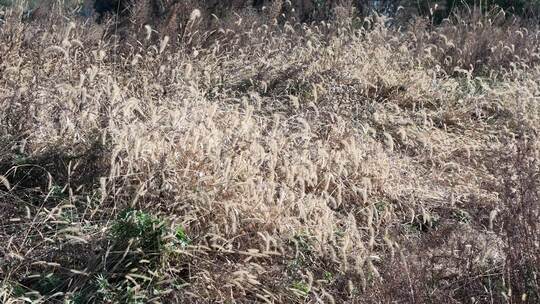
xmin=0 ymin=175 xmax=10 ymax=190
xmin=159 ymin=35 xmax=169 ymax=54
xmin=189 ymin=9 xmax=201 ymax=22
xmin=144 ymin=24 xmax=152 ymax=41
xmin=64 ymin=21 xmax=75 ymax=39
xmin=45 ymin=45 xmax=69 ymax=59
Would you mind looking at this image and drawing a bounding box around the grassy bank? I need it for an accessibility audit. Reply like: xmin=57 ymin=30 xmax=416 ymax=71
xmin=1 ymin=4 xmax=540 ymax=303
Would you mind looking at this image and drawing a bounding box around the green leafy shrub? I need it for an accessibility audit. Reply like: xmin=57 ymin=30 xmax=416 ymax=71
xmin=111 ymin=209 xmax=166 ymax=251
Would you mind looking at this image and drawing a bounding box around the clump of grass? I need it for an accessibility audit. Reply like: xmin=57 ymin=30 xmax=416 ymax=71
xmin=499 ymin=137 xmax=540 ymax=302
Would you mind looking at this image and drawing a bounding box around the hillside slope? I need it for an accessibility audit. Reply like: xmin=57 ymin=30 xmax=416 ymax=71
xmin=1 ymin=5 xmax=540 ymax=304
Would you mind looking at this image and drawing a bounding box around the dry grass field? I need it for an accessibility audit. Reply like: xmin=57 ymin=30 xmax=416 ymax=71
xmin=1 ymin=1 xmax=540 ymax=303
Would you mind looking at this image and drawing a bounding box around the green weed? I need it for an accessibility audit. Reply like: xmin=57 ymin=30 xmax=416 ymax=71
xmin=174 ymin=226 xmax=190 ymax=248
xmin=291 ymin=280 xmax=310 ymax=297
xmin=111 ymin=209 xmax=166 ymax=251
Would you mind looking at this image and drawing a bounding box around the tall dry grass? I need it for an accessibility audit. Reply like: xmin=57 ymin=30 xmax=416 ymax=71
xmin=1 ymin=3 xmax=540 ymax=303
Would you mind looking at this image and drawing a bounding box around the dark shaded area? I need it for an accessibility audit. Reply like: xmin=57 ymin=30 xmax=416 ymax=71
xmin=90 ymin=0 xmax=369 ymax=26
xmin=447 ymin=0 xmax=540 ymax=17
xmin=0 ymin=138 xmax=109 ymax=196
xmin=252 ymin=0 xmax=264 ymax=8
xmin=93 ymin=0 xmax=132 ymax=21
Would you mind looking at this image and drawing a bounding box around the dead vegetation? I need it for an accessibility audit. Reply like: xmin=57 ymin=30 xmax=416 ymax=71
xmin=1 ymin=1 xmax=540 ymax=303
